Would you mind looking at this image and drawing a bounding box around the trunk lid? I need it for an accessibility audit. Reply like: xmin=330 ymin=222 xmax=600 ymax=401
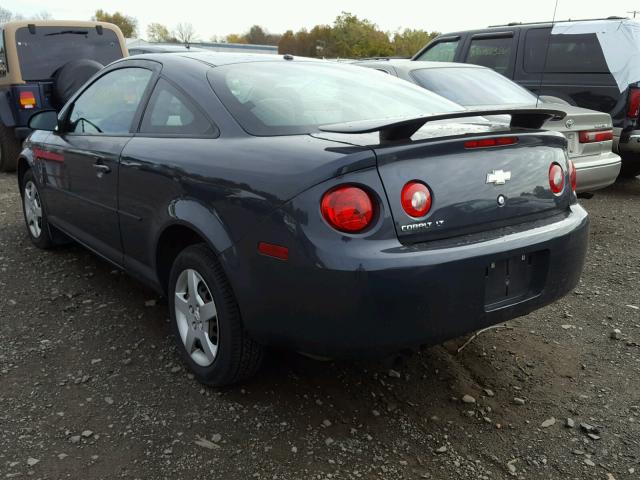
xmin=374 ymin=125 xmax=571 ymax=243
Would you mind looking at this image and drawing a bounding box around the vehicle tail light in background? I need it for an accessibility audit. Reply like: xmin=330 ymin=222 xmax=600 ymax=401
xmin=19 ymin=91 xmax=37 ymax=110
xmin=464 ymin=136 xmax=518 ymax=149
xmin=578 ymin=130 xmax=613 ymax=143
xmin=258 ymin=242 xmax=289 ymax=261
xmin=321 ymin=185 xmax=374 ymax=233
xmin=549 ymin=163 xmax=565 ymax=195
xmin=568 ymin=160 xmax=577 ymax=192
xmin=401 ymin=181 xmax=432 ymax=218
xmin=627 ymin=87 xmax=640 ymax=118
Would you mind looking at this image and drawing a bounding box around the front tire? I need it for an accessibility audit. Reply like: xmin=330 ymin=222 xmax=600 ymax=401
xmin=20 ymin=169 xmax=54 ymax=249
xmin=619 ymin=162 xmax=640 ymax=178
xmin=168 ymin=244 xmax=264 ymax=386
xmin=0 ymin=123 xmax=20 ymax=172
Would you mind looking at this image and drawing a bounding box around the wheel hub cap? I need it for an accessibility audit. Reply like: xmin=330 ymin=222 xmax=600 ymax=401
xmin=23 ymin=181 xmax=43 ymax=239
xmin=174 ymin=269 xmax=219 ymax=367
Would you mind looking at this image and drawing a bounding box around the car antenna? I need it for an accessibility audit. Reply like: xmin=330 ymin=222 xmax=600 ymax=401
xmin=537 ymin=0 xmax=560 ymax=108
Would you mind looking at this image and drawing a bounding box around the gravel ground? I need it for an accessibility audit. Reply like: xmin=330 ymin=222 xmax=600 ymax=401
xmin=1 ymin=172 xmax=639 ymax=480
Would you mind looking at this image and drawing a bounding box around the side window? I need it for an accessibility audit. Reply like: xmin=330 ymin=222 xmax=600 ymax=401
xmin=466 ymin=36 xmax=514 ymax=75
xmin=415 ymin=40 xmax=460 ymax=62
xmin=68 ymin=68 xmax=152 ymax=135
xmin=0 ymin=30 xmax=7 ymax=77
xmin=523 ymin=28 xmax=609 ymax=73
xmin=139 ymin=78 xmax=215 ymax=136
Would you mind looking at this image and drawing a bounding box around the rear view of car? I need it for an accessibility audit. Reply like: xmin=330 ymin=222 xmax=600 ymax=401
xmin=0 ymin=20 xmax=127 ymax=171
xmin=19 ymin=55 xmax=589 ymax=385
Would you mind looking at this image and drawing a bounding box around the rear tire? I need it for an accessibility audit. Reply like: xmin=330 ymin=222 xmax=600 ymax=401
xmin=20 ymin=169 xmax=54 ymax=249
xmin=619 ymin=162 xmax=640 ymax=178
xmin=168 ymin=243 xmax=264 ymax=386
xmin=0 ymin=123 xmax=20 ymax=172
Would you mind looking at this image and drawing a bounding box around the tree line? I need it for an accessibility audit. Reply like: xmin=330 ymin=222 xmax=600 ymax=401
xmin=0 ymin=8 xmax=438 ymax=59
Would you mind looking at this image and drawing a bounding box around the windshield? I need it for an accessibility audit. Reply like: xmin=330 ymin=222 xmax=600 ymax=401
xmin=208 ymin=61 xmax=463 ymax=136
xmin=411 ymin=67 xmax=538 ymax=107
xmin=16 ymin=26 xmax=124 ymax=81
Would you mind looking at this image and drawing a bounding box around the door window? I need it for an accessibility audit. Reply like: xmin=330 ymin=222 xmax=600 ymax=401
xmin=415 ymin=40 xmax=459 ymax=62
xmin=68 ymin=67 xmax=152 ymax=134
xmin=466 ymin=36 xmax=514 ymax=75
xmin=139 ymin=78 xmax=215 ymax=135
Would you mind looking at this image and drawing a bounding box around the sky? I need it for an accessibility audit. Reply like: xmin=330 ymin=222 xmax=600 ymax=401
xmin=3 ymin=0 xmax=638 ymax=40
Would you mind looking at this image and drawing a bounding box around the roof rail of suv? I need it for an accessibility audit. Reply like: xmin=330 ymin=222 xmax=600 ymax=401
xmin=488 ymin=16 xmax=627 ymax=28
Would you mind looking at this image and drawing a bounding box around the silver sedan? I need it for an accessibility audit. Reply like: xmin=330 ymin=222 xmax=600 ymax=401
xmin=355 ymin=59 xmax=621 ymax=193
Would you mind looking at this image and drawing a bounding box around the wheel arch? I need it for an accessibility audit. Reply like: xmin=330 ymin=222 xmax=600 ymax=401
xmin=154 ymin=219 xmax=234 ymax=296
xmin=17 ymin=155 xmax=33 ymax=190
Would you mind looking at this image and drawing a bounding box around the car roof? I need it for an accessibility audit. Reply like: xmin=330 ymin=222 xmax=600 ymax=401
xmin=131 ymin=45 xmax=204 ymax=53
xmin=431 ymin=17 xmax=629 ymax=37
xmin=126 ymin=51 xmax=320 ymax=67
xmin=356 ymin=59 xmax=487 ymax=72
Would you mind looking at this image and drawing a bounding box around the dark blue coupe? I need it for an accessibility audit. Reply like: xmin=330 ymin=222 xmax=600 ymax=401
xmin=19 ymin=53 xmax=588 ymax=385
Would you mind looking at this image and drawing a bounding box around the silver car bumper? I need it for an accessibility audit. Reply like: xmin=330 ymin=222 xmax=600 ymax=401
xmin=573 ymin=150 xmax=621 ymax=193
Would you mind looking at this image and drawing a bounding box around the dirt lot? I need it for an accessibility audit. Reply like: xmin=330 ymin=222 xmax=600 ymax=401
xmin=1 ymin=172 xmax=639 ymax=480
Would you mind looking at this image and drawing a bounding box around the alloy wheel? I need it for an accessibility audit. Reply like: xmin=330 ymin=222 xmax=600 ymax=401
xmin=23 ymin=180 xmax=43 ymax=238
xmin=174 ymin=268 xmax=219 ymax=367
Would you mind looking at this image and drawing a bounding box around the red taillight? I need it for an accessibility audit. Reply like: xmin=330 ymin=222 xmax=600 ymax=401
xmin=401 ymin=181 xmax=432 ymax=218
xmin=628 ymin=88 xmax=640 ymax=118
xmin=549 ymin=163 xmax=565 ymax=195
xmin=568 ymin=160 xmax=577 ymax=192
xmin=464 ymin=136 xmax=518 ymax=149
xmin=578 ymin=130 xmax=613 ymax=143
xmin=19 ymin=91 xmax=37 ymax=109
xmin=321 ymin=185 xmax=374 ymax=233
xmin=258 ymin=242 xmax=289 ymax=260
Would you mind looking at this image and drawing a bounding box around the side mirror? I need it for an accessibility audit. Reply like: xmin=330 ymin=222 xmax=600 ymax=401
xmin=28 ymin=110 xmax=59 ymax=132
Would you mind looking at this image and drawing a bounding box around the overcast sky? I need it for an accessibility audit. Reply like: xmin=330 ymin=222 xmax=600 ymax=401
xmin=3 ymin=0 xmax=637 ymax=39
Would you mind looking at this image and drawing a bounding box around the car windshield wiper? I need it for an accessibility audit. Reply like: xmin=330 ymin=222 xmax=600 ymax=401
xmin=45 ymin=30 xmax=89 ymax=36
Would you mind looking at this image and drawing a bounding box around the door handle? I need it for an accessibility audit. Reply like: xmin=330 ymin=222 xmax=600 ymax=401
xmin=93 ymin=163 xmax=111 ymax=175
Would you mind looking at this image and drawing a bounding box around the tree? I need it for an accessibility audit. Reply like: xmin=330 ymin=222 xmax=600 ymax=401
xmin=175 ymin=22 xmax=197 ymax=44
xmin=0 ymin=6 xmax=13 ymax=24
xmin=226 ymin=33 xmax=248 ymax=44
xmin=330 ymin=12 xmax=393 ymax=58
xmin=392 ymin=29 xmax=439 ymax=57
xmin=32 ymin=11 xmax=52 ymax=20
xmin=93 ymin=10 xmax=138 ymax=38
xmin=147 ymin=22 xmax=175 ymax=42
xmin=245 ymin=25 xmax=267 ymax=45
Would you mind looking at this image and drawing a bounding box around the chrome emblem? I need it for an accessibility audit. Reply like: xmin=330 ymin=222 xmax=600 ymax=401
xmin=565 ymin=118 xmax=575 ymax=129
xmin=486 ymin=170 xmax=512 ymax=185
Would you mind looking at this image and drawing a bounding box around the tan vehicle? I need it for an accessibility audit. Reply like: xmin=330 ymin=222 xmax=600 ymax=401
xmin=0 ymin=20 xmax=127 ymax=171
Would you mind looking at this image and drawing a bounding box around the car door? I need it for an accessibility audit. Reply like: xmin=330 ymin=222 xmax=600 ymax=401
xmin=117 ymin=77 xmax=218 ymax=285
xmin=42 ymin=65 xmax=156 ymax=265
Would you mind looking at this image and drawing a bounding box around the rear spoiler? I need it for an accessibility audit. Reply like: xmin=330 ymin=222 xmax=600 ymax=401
xmin=319 ymin=108 xmax=566 ymax=142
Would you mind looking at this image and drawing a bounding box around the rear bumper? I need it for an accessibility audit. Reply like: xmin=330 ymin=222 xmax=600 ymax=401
xmin=236 ymin=205 xmax=589 ymax=357
xmin=572 ymin=150 xmax=621 ymax=192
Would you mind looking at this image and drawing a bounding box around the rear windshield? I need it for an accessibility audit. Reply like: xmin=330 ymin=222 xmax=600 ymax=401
xmin=411 ymin=67 xmax=538 ymax=107
xmin=16 ymin=26 xmax=123 ymax=81
xmin=208 ymin=61 xmax=463 ymax=136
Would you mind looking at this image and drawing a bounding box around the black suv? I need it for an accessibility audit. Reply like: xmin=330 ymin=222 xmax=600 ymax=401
xmin=413 ymin=17 xmax=640 ymax=177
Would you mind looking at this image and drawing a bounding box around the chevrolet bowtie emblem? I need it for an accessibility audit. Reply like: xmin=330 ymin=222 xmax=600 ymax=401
xmin=486 ymin=170 xmax=512 ymax=185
